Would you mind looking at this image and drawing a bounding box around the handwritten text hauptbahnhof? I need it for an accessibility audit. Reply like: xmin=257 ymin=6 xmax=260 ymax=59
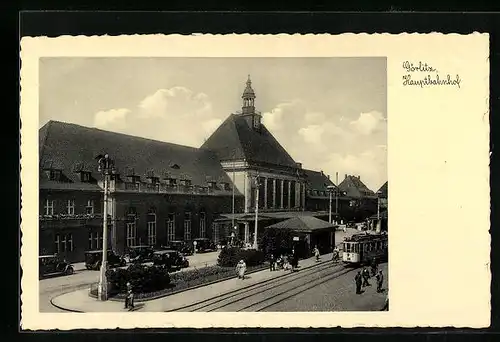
xmin=402 ymin=61 xmax=461 ymax=88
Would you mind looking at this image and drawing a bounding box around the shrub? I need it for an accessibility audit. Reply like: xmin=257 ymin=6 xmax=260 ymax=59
xmin=259 ymin=228 xmax=294 ymax=256
xmin=217 ymin=247 xmax=266 ymax=267
xmin=106 ymin=264 xmax=171 ymax=295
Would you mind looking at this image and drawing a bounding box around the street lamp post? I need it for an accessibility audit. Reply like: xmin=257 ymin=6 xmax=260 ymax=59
xmin=327 ymin=185 xmax=335 ymax=224
xmin=253 ymin=173 xmax=261 ymax=250
xmin=376 ymin=190 xmax=383 ymax=233
xmin=96 ymin=153 xmax=114 ymax=301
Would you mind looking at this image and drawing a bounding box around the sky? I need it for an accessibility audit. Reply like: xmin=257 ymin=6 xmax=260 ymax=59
xmin=39 ymin=57 xmax=387 ymax=191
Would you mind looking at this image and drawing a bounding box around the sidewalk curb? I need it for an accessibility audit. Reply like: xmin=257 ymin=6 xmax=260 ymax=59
xmin=53 ymin=257 xmax=336 ymax=312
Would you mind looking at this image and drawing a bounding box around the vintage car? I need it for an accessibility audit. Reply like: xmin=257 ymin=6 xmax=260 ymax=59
xmin=39 ymin=255 xmax=74 ymax=278
xmin=84 ymin=250 xmax=126 ymax=270
xmin=161 ymin=240 xmax=194 ymax=256
xmin=125 ymin=245 xmax=155 ymax=263
xmin=152 ymin=249 xmax=189 ymax=271
xmin=193 ymin=238 xmax=217 ymax=253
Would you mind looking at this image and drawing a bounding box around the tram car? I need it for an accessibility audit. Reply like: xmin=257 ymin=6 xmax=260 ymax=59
xmin=342 ymin=232 xmax=388 ymax=265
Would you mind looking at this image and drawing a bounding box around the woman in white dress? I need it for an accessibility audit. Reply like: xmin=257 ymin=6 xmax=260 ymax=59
xmin=236 ymin=259 xmax=247 ymax=280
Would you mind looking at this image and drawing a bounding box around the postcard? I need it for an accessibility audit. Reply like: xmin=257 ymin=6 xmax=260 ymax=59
xmin=20 ymin=33 xmax=490 ymax=329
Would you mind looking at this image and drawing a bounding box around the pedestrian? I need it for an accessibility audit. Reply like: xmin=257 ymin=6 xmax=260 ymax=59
xmin=376 ymin=270 xmax=384 ymax=292
xmin=355 ymin=271 xmax=362 ymax=294
xmin=313 ymin=246 xmax=320 ymax=262
xmin=332 ymin=246 xmax=340 ymax=262
xmin=371 ymin=257 xmax=378 ymax=276
xmin=236 ymin=259 xmax=246 ymax=280
xmin=362 ymin=267 xmax=371 ymax=287
xmin=269 ymin=253 xmax=275 ymax=271
xmin=292 ymin=249 xmax=299 ymax=270
xmin=124 ymin=282 xmax=134 ymax=310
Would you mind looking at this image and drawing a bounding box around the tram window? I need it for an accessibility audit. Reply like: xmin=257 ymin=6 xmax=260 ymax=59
xmin=345 ymin=243 xmax=350 ymax=253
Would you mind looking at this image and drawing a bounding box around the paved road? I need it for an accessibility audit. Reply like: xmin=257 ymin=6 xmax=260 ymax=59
xmin=263 ymin=262 xmax=388 ymax=311
xmin=40 ymin=251 xmax=220 ymax=312
xmin=174 ymin=261 xmax=387 ymax=312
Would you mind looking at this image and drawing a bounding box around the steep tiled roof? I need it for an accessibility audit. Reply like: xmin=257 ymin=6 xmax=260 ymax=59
xmin=39 ymin=121 xmax=237 ymax=191
xmin=201 ymin=114 xmax=297 ymax=168
xmin=338 ymin=175 xmax=375 ymax=199
xmin=303 ymin=169 xmax=336 ymax=191
xmin=377 ymin=181 xmax=388 ymax=197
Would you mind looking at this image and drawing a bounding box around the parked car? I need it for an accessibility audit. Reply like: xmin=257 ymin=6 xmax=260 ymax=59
xmin=161 ymin=240 xmax=194 ymax=256
xmin=152 ymin=250 xmax=189 ymax=271
xmin=193 ymin=238 xmax=217 ymax=253
xmin=125 ymin=245 xmax=155 ymax=263
xmin=84 ymin=250 xmax=126 ymax=270
xmin=39 ymin=255 xmax=74 ymax=278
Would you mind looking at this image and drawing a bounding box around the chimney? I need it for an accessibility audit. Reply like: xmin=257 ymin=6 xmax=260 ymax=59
xmin=358 ymin=175 xmax=361 ymax=180
xmin=296 ymin=162 xmax=302 ymax=169
xmin=327 ymin=175 xmax=330 ymax=180
xmin=320 ymin=170 xmax=324 ymax=176
xmin=345 ymin=174 xmax=347 ymax=179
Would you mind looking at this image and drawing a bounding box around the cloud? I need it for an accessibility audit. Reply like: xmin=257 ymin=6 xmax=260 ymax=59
xmin=349 ymin=110 xmax=386 ymax=135
xmin=93 ymin=108 xmax=130 ymax=131
xmin=92 ymin=86 xmax=219 ymax=147
xmin=261 ymin=101 xmax=387 ymax=190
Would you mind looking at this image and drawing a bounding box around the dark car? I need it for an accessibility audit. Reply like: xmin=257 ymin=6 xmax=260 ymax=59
xmin=84 ymin=250 xmax=126 ymax=270
xmin=152 ymin=250 xmax=189 ymax=271
xmin=162 ymin=240 xmax=194 ymax=256
xmin=126 ymin=245 xmax=155 ymax=263
xmin=39 ymin=255 xmax=74 ymax=278
xmin=193 ymin=238 xmax=217 ymax=253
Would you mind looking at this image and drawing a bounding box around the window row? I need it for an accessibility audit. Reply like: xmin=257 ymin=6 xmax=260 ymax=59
xmin=43 ymin=199 xmax=95 ymax=216
xmin=125 ymin=212 xmax=207 ymax=247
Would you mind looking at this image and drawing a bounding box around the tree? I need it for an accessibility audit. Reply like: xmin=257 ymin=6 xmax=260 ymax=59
xmin=259 ymin=228 xmax=294 ymax=256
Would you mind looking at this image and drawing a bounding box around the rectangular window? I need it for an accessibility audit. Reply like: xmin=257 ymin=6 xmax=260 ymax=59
xmin=212 ymin=222 xmax=219 ymax=244
xmin=49 ymin=169 xmax=61 ymax=181
xmin=147 ymin=214 xmax=157 ymax=246
xmin=61 ymin=234 xmax=67 ymax=252
xmin=166 ymin=214 xmax=175 ymax=242
xmin=184 ymin=212 xmax=192 ymax=241
xmin=44 ymin=199 xmax=54 ymax=216
xmin=199 ymin=212 xmax=206 ymax=238
xmin=85 ymin=200 xmax=94 ymax=215
xmin=126 ymin=222 xmax=137 ymax=247
xmin=81 ymin=172 xmax=91 ymax=182
xmin=54 ymin=234 xmax=60 ymax=254
xmin=88 ymin=232 xmax=93 ymax=250
xmin=67 ymin=199 xmax=75 ymax=215
xmin=67 ymin=234 xmax=73 ymax=252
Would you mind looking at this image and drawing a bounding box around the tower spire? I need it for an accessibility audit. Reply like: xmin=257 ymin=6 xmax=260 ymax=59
xmin=242 ymin=74 xmax=256 ymax=114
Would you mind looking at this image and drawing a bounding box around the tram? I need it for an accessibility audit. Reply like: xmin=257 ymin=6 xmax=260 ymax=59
xmin=342 ymin=232 xmax=388 ymax=265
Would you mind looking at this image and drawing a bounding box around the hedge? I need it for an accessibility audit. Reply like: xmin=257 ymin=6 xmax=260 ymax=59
xmin=105 ymin=264 xmax=171 ymax=295
xmin=217 ymin=247 xmax=266 ymax=267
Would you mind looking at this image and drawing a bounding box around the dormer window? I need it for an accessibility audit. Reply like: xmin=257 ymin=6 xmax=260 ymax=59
xmin=253 ymin=115 xmax=261 ymax=129
xmin=128 ymin=175 xmax=141 ymax=183
xmin=220 ymin=182 xmax=231 ymax=191
xmin=180 ymin=179 xmax=192 ymax=187
xmin=207 ymin=180 xmax=217 ymax=188
xmin=45 ymin=169 xmax=62 ymax=181
xmin=80 ymin=171 xmax=91 ymax=182
xmin=148 ymin=176 xmax=159 ymax=185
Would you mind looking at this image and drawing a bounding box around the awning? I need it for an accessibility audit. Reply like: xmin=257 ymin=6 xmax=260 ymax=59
xmin=216 ymin=210 xmax=331 ymax=222
xmin=264 ymin=216 xmax=335 ymax=233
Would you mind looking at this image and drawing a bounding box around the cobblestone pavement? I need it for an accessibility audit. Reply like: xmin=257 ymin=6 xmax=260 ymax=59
xmin=262 ymin=262 xmax=388 ymax=311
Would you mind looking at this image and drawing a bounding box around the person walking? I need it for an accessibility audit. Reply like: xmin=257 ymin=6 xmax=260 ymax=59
xmin=362 ymin=267 xmax=371 ymax=287
xmin=313 ymin=246 xmax=320 ymax=262
xmin=124 ymin=282 xmax=134 ymax=310
xmin=332 ymin=246 xmax=340 ymax=262
xmin=376 ymin=270 xmax=384 ymax=292
xmin=355 ymin=271 xmax=362 ymax=294
xmin=371 ymin=257 xmax=378 ymax=276
xmin=269 ymin=253 xmax=275 ymax=271
xmin=236 ymin=259 xmax=246 ymax=280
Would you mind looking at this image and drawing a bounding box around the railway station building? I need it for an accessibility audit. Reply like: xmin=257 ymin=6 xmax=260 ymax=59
xmin=38 ymin=76 xmax=365 ymax=262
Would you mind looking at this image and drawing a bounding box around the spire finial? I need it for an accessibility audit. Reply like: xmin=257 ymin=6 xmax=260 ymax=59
xmin=247 ymin=74 xmax=251 ymax=84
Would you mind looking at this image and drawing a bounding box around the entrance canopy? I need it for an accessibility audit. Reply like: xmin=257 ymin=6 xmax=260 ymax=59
xmin=216 ymin=210 xmax=330 ymax=223
xmin=264 ymin=216 xmax=334 ymax=233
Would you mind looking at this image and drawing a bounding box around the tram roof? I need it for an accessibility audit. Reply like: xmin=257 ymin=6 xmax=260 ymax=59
xmin=344 ymin=232 xmax=388 ymax=242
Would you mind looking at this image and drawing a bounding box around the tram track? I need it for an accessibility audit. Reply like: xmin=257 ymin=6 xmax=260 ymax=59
xmin=170 ymin=260 xmax=359 ymax=312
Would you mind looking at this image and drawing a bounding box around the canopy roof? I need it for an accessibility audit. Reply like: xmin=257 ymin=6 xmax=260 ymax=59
xmin=265 ymin=216 xmax=334 ymax=233
xmin=368 ymin=210 xmax=388 ymax=220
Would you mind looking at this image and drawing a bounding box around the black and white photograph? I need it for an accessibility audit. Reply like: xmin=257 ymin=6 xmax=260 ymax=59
xmin=38 ymin=57 xmax=388 ymax=313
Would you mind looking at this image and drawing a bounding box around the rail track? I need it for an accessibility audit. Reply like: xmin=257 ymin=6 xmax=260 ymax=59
xmin=168 ymin=260 xmax=359 ymax=312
